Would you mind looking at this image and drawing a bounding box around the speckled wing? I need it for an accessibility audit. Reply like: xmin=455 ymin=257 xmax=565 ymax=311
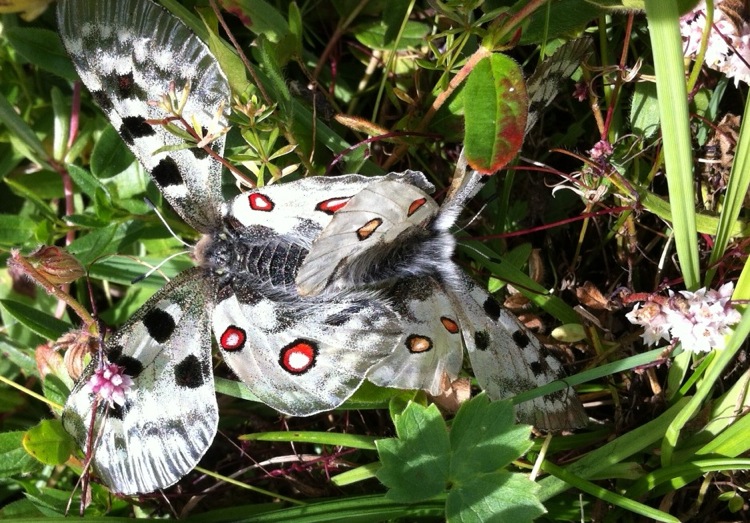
xmin=367 ymin=276 xmax=464 ymax=395
xmin=223 ymin=170 xmax=435 ymax=247
xmin=62 ymin=268 xmax=218 ymax=495
xmin=57 ymin=0 xmax=229 ymax=232
xmin=452 ymin=278 xmax=588 ymax=430
xmin=212 ymin=280 xmax=401 ymax=416
xmin=294 ymin=179 xmax=442 ymax=296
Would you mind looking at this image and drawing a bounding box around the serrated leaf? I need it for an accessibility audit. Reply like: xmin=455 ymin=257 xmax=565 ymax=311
xmin=450 ymin=396 xmax=532 ymax=479
xmin=376 ymin=402 xmax=451 ymax=502
xmin=22 ymin=419 xmax=75 ymax=465
xmin=90 ymin=125 xmax=135 ymax=179
xmin=447 ymin=472 xmax=545 ymax=523
xmin=0 ymin=214 xmax=35 ymax=247
xmin=0 ymin=300 xmax=71 ymax=340
xmin=464 ymin=54 xmax=527 ymax=173
xmin=0 ymin=431 xmax=43 ymax=476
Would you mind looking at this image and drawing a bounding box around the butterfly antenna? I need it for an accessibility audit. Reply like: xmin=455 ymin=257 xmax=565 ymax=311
xmin=143 ymin=197 xmax=193 ymax=249
xmin=131 ymin=250 xmax=191 ymax=284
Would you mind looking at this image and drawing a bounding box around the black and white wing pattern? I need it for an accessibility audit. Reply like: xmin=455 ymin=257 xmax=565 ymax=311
xmin=58 ymin=0 xmax=229 ymax=232
xmin=62 ymin=269 xmax=218 ymax=495
xmin=293 ymin=170 xmax=587 ymax=430
xmin=525 ymin=37 xmax=593 ymax=134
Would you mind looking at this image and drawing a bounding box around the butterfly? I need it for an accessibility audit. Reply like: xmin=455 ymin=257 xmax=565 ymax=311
xmin=58 ymin=0 xmax=586 ymax=496
xmin=58 ymin=0 xmax=402 ymax=495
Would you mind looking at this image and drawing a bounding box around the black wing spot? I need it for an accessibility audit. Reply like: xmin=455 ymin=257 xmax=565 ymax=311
xmin=115 ymin=72 xmax=146 ymax=99
xmin=474 ymin=330 xmax=490 ymax=351
xmin=91 ymin=90 xmax=113 ymax=112
xmin=120 ymin=116 xmax=155 ymax=145
xmin=483 ymin=296 xmax=501 ymax=321
xmin=512 ymin=330 xmax=531 ymax=348
xmin=174 ymin=354 xmax=205 ymax=389
xmin=142 ymin=308 xmax=176 ymax=343
xmin=152 ymin=156 xmax=184 ymax=187
xmin=530 ymin=361 xmax=545 ymax=376
xmin=105 ymin=345 xmax=143 ymax=377
xmin=108 ymin=402 xmax=127 ymax=420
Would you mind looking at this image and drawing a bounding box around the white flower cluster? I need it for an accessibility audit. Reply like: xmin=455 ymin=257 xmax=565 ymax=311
xmin=626 ymin=282 xmax=741 ymax=353
xmin=85 ymin=362 xmax=134 ymax=407
xmin=680 ymin=1 xmax=750 ymax=86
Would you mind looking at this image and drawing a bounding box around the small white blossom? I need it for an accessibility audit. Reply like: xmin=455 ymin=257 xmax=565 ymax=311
xmin=680 ymin=1 xmax=750 ymax=86
xmin=626 ymin=282 xmax=741 ymax=353
xmin=85 ymin=362 xmax=134 ymax=407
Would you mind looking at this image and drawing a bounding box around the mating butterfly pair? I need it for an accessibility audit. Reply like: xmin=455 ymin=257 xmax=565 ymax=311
xmin=58 ymin=0 xmax=586 ymax=495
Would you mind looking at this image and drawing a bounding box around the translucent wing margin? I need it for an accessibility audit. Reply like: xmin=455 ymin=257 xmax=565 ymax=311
xmin=62 ymin=268 xmax=218 ymax=495
xmin=57 ymin=0 xmax=229 ymax=232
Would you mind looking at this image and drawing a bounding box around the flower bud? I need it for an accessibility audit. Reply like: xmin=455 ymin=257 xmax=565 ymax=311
xmin=27 ymin=246 xmax=85 ymax=285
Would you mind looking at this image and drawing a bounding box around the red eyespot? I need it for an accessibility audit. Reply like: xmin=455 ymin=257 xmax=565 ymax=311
xmin=220 ymin=326 xmax=246 ymax=351
xmin=248 ymin=193 xmax=275 ymax=211
xmin=316 ymin=197 xmax=351 ymax=215
xmin=440 ymin=317 xmax=459 ymax=334
xmin=407 ymin=197 xmax=427 ymax=217
xmin=279 ymin=340 xmax=318 ymax=374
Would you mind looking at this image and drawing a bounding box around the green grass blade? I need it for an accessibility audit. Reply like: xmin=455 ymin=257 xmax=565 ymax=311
xmin=644 ymin=0 xmax=700 ymax=289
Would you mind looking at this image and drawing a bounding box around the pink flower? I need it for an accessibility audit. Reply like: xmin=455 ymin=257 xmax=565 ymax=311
xmin=626 ymin=282 xmax=741 ymax=353
xmin=85 ymin=362 xmax=134 ymax=407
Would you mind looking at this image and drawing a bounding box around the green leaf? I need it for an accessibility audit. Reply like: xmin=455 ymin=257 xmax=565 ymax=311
xmin=0 ymin=214 xmax=35 ymax=247
xmin=0 ymin=431 xmax=43 ymax=476
xmin=42 ymin=374 xmax=71 ymax=409
xmin=450 ymin=396 xmax=532 ymax=478
xmin=630 ymin=79 xmax=660 ymax=139
xmin=90 ymin=125 xmax=135 ymax=179
xmin=0 ymin=94 xmax=48 ymax=168
xmin=520 ymin=0 xmax=604 ymax=45
xmin=376 ymin=395 xmax=541 ymax=517
xmin=4 ymin=28 xmax=77 ymax=82
xmin=65 ymin=164 xmax=111 ymax=202
xmin=376 ymin=402 xmax=451 ymax=502
xmin=447 ymin=472 xmax=545 ymax=523
xmin=0 ymin=300 xmax=71 ymax=340
xmin=464 ymin=54 xmax=527 ymax=173
xmin=22 ymin=419 xmax=75 ymax=466
xmin=353 ymin=20 xmax=429 ymax=51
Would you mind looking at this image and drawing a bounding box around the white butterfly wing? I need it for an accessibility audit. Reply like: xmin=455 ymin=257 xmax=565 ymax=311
xmin=224 ymin=171 xmax=436 ymax=245
xmin=58 ymin=0 xmax=229 ymax=232
xmin=295 ymin=179 xmax=441 ymax=296
xmin=212 ymin=282 xmax=401 ymax=416
xmin=367 ymin=277 xmax=464 ymax=394
xmin=62 ymin=268 xmax=218 ymax=494
xmin=452 ymin=279 xmax=588 ymax=430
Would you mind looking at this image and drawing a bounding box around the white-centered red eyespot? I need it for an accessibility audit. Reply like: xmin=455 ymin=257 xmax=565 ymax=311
xmin=220 ymin=326 xmax=247 ymax=351
xmin=279 ymin=340 xmax=318 ymax=374
xmin=315 ymin=197 xmax=351 ymax=214
xmin=248 ymin=193 xmax=275 ymax=211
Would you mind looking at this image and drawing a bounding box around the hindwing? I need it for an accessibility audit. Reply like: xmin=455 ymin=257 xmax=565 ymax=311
xmin=62 ymin=268 xmax=218 ymax=495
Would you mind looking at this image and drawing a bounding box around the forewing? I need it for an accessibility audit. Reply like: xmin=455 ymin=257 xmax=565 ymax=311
xmin=367 ymin=276 xmax=464 ymax=395
xmin=295 ymin=179 xmax=440 ymax=296
xmin=452 ymin=278 xmax=587 ymax=430
xmin=58 ymin=0 xmax=229 ymax=232
xmin=62 ymin=268 xmax=218 ymax=494
xmin=213 ymin=282 xmax=400 ymax=416
xmin=224 ymin=170 xmax=435 ymax=245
